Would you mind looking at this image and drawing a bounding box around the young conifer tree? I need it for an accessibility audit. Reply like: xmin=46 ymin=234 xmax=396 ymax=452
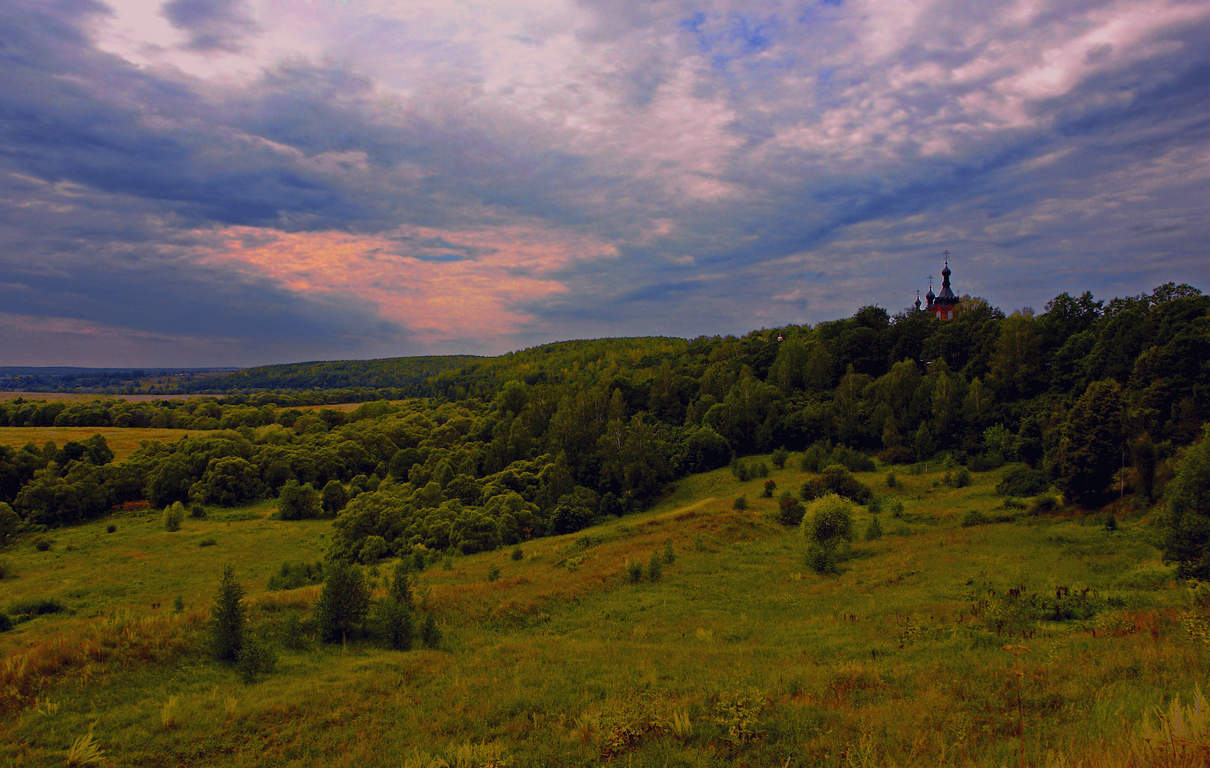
xmin=210 ymin=565 xmax=245 ymax=662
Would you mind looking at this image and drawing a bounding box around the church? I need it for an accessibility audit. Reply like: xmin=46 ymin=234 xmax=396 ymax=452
xmin=915 ymin=253 xmax=961 ymax=320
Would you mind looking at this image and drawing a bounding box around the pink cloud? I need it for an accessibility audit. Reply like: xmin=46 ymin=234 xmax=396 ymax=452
xmin=197 ymin=223 xmax=618 ymax=347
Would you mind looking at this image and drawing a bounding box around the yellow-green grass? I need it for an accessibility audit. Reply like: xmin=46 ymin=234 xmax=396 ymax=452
xmin=0 ymin=426 xmax=194 ymax=461
xmin=0 ymin=460 xmax=1203 ymax=767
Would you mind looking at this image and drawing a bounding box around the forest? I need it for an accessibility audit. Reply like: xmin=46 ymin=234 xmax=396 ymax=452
xmin=1 ymin=283 xmax=1208 ymax=573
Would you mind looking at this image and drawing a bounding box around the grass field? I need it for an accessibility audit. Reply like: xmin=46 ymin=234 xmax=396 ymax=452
xmin=0 ymin=459 xmax=1204 ymax=767
xmin=0 ymin=426 xmax=192 ymax=461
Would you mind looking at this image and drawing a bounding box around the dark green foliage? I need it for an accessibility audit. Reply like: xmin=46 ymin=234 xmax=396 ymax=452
xmin=173 ymin=595 xmax=184 ymax=613
xmin=321 ymin=480 xmax=348 ymax=516
xmin=805 ymin=542 xmax=838 ymax=575
xmin=236 ymin=634 xmax=276 ymax=684
xmin=210 ymin=565 xmax=245 ymax=663
xmin=189 ymin=503 xmax=206 ymax=519
xmin=1030 ymin=495 xmax=1058 ymax=515
xmin=0 ymin=502 xmax=19 ymax=543
xmin=278 ymin=479 xmax=322 ymax=520
xmin=198 ymin=537 xmax=217 ymax=547
xmin=1162 ymin=428 xmax=1210 ymax=579
xmin=388 ymin=562 xmax=413 ymax=608
xmin=646 ymin=551 xmax=663 ymax=582
xmin=944 ymin=467 xmax=972 ymax=488
xmin=0 ymin=558 xmax=11 ymax=580
xmin=1052 ymin=379 xmax=1125 ymax=507
xmin=732 ymin=496 xmax=747 ymax=511
xmin=808 ymin=495 xmax=854 ymax=545
xmin=511 ymin=547 xmax=524 ymax=561
xmin=996 ymin=467 xmax=1051 ymax=497
xmin=962 ymin=509 xmax=989 ymax=527
xmin=771 ymin=446 xmax=789 ymax=469
xmin=662 ymin=540 xmax=675 ymax=564
xmin=316 ymin=561 xmax=370 ymax=643
xmin=802 ymin=465 xmax=872 ymax=505
xmin=267 ymin=560 xmax=325 ymax=590
xmin=1104 ymin=514 xmax=1118 ymax=532
xmin=1133 ymin=437 xmax=1157 ymax=502
xmin=163 ymin=501 xmax=183 ymax=532
xmin=626 ymin=560 xmax=643 ymax=583
xmin=777 ymin=492 xmax=805 ymax=526
xmin=885 ymin=472 xmax=897 ymax=488
xmin=278 ymin=612 xmax=308 ymax=650
xmin=34 ymin=538 xmax=50 ymax=552
xmin=865 ymin=514 xmax=883 ymax=540
xmin=487 ymin=565 xmax=500 ymax=582
xmin=374 ymin=598 xmax=414 ymax=650
xmin=0 ymin=613 xmax=10 ymax=632
xmin=106 ymin=523 xmax=116 ymax=533
xmin=5 ymin=597 xmax=66 ymax=620
xmin=762 ymin=479 xmax=776 ymax=498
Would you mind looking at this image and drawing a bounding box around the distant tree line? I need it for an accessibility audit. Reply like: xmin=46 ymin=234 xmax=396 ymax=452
xmin=2 ymin=283 xmax=1208 ymax=566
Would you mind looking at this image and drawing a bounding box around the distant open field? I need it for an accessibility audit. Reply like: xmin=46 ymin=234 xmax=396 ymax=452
xmin=0 ymin=391 xmax=195 ymax=403
xmin=1 ymin=458 xmax=1202 ymax=767
xmin=0 ymin=426 xmax=190 ymax=460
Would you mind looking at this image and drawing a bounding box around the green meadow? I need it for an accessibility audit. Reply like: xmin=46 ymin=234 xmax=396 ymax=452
xmin=2 ymin=458 xmax=1204 ymax=767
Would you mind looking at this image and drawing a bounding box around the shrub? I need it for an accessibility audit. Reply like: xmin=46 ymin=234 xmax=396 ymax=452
xmin=805 ymin=542 xmax=838 ymax=574
xmin=33 ymin=537 xmax=53 ymax=550
xmin=321 ymin=480 xmax=348 ymax=516
xmin=267 ymin=560 xmax=325 ymax=590
xmin=777 ymin=493 xmax=805 ymax=526
xmin=830 ymin=444 xmax=876 ymax=472
xmin=487 ymin=566 xmax=500 ymax=582
xmin=962 ymin=509 xmax=989 ymax=527
xmin=163 ymin=502 xmax=183 ymax=532
xmin=762 ymin=479 xmax=776 ymax=498
xmin=0 ymin=558 xmax=12 ymax=580
xmin=210 ymin=565 xmax=245 ymax=662
xmin=374 ymin=598 xmax=414 ymax=650
xmin=809 ymin=495 xmax=854 ymax=544
xmin=647 ymin=551 xmax=663 ymax=582
xmin=236 ymin=634 xmax=276 ymax=684
xmin=950 ymin=468 xmax=972 ymax=488
xmin=189 ymin=504 xmax=207 ymax=519
xmin=173 ymin=595 xmax=184 ymax=613
xmin=771 ymin=446 xmax=789 ymax=469
xmin=733 ymin=496 xmax=747 ymax=511
xmin=6 ymin=597 xmax=67 ymax=620
xmin=891 ymin=501 xmax=905 ymax=518
xmin=662 ymin=540 xmax=675 ymax=564
xmin=106 ymin=524 xmax=116 ymax=534
xmin=0 ymin=613 xmax=11 ymax=633
xmin=1163 ymin=427 xmax=1210 ymax=579
xmin=198 ymin=538 xmax=217 ymax=547
xmin=0 ymin=502 xmax=18 ymax=544
xmin=996 ymin=467 xmax=1051 ymax=497
xmin=1030 ymin=495 xmax=1059 ymax=515
xmin=316 ymin=561 xmax=370 ymax=643
xmin=358 ymin=535 xmax=390 ymax=564
xmin=278 ymin=480 xmax=321 ymax=521
xmin=511 ymin=547 xmax=524 ymax=561
xmin=819 ymin=465 xmax=872 ymax=504
xmin=865 ymin=515 xmax=883 ymax=540
xmin=753 ymin=462 xmax=769 ymax=478
xmin=800 ymin=441 xmax=832 ymax=473
xmin=278 ymin=612 xmax=308 ymax=650
xmin=885 ymin=472 xmax=897 ymax=488
xmin=388 ymin=562 xmax=414 ymax=608
xmin=626 ymin=560 xmax=643 ymax=583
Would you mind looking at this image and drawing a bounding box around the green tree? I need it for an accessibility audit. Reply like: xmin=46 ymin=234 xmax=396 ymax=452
xmin=0 ymin=501 xmax=19 ymax=544
xmin=316 ymin=561 xmax=370 ymax=643
xmin=210 ymin=565 xmax=246 ymax=663
xmin=1162 ymin=427 xmax=1210 ymax=579
xmin=1052 ymin=379 xmax=1125 ymax=507
xmin=278 ymin=479 xmax=321 ymax=520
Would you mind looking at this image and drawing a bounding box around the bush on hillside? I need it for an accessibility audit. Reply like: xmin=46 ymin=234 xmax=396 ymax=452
xmin=996 ymin=467 xmax=1051 ymax=498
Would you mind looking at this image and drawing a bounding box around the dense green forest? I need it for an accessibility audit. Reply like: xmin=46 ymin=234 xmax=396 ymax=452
xmin=2 ymin=283 xmax=1209 ymax=573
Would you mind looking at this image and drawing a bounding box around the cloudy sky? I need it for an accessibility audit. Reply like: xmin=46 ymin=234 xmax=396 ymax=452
xmin=2 ymin=0 xmax=1208 ymax=367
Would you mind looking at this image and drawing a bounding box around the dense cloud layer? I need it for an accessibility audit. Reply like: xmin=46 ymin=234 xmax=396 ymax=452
xmin=1 ymin=0 xmax=1208 ymax=365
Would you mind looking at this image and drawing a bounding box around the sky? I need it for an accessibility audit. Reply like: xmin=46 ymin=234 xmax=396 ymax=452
xmin=2 ymin=0 xmax=1209 ymax=367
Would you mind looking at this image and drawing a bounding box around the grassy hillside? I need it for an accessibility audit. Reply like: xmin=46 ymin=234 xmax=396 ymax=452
xmin=0 ymin=459 xmax=1204 ymax=767
xmin=0 ymin=426 xmax=193 ymax=462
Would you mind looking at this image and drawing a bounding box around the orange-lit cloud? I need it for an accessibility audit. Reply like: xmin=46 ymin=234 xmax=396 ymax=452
xmin=198 ymin=223 xmax=619 ymax=347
